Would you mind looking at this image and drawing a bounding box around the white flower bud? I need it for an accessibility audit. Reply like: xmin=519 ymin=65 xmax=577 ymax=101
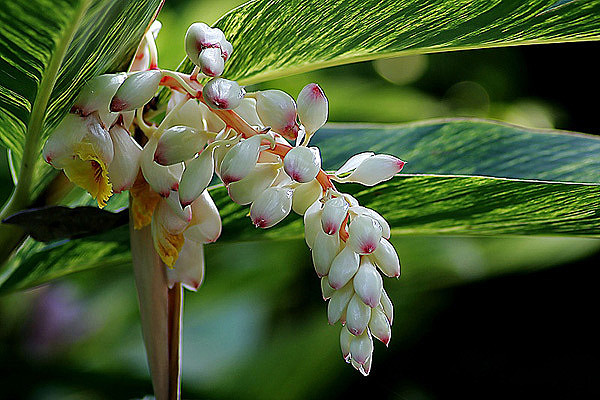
xmin=227 ymin=162 xmax=279 ymax=205
xmin=369 ymin=238 xmax=400 ymax=278
xmin=321 ymin=197 xmax=349 ymax=235
xmin=328 ymin=246 xmax=360 ymax=290
xmin=339 ymin=154 xmax=406 ymax=186
xmin=154 ymin=125 xmax=206 ymax=166
xmin=335 ymin=152 xmax=374 ymax=176
xmin=198 ymin=48 xmax=225 ymax=77
xmin=380 ymin=288 xmax=394 ymax=324
xmin=107 ymin=124 xmax=142 ymax=193
xmin=110 ymin=70 xmax=162 ymax=112
xmin=347 ymin=215 xmax=382 ymax=255
xmin=220 ymin=134 xmax=271 ymax=184
xmin=235 ymin=98 xmax=262 ymax=127
xmin=283 ymin=146 xmax=320 ymax=183
xmin=346 ymin=294 xmax=371 ymax=336
xmin=185 ymin=190 xmax=222 ymax=243
xmin=321 ymin=276 xmax=335 ymax=301
xmin=303 ymin=200 xmax=323 ymax=249
xmin=340 ymin=326 xmax=353 ymax=362
xmin=311 ymin=229 xmax=340 ymax=277
xmin=327 ymin=281 xmax=354 ymax=325
xmin=292 ymin=179 xmax=321 ymax=215
xmin=203 ymin=78 xmax=245 ymax=110
xmin=178 ymin=146 xmax=216 ymax=207
xmin=353 ymin=258 xmax=383 ymax=308
xmin=140 ymin=135 xmax=180 ymax=197
xmin=297 ymin=83 xmax=328 ymax=135
xmin=249 ymin=187 xmax=293 ymax=228
xmin=254 ymin=90 xmax=299 ymax=140
xmin=154 ymin=197 xmax=191 ymax=235
xmin=168 ymin=238 xmax=205 ymax=291
xmin=349 ymin=330 xmax=373 ymax=365
xmin=166 ymin=98 xmax=207 ymax=131
xmin=350 ymin=206 xmax=390 ymax=239
xmin=185 ymin=23 xmax=225 ymax=66
xmin=43 ymin=114 xmax=88 ymax=167
xmin=73 ymin=73 xmax=127 ymax=127
xmin=369 ymin=306 xmax=391 ymax=346
xmin=221 ymin=39 xmax=233 ymax=61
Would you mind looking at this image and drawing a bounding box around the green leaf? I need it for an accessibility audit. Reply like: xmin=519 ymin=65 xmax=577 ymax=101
xmin=175 ymin=0 xmax=600 ymax=84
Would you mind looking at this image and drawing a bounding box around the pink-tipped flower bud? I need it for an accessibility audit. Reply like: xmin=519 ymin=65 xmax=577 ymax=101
xmin=203 ymin=78 xmax=245 ymax=110
xmin=198 ymin=48 xmax=225 ymax=77
xmin=339 ymin=154 xmax=406 ymax=186
xmin=254 ymin=90 xmax=299 ymax=140
xmin=370 ymin=238 xmax=401 ymax=278
xmin=328 ymin=246 xmax=360 ymax=290
xmin=353 ymin=258 xmax=383 ymax=308
xmin=154 ymin=125 xmax=207 ymax=166
xmin=297 ymin=83 xmax=328 ymax=135
xmin=369 ymin=306 xmax=391 ymax=346
xmin=185 ymin=190 xmax=222 ymax=243
xmin=345 ymin=294 xmax=371 ymax=336
xmin=303 ymin=200 xmax=323 ymax=249
xmin=227 ymin=162 xmax=280 ymax=205
xmin=107 ymin=124 xmax=142 ymax=193
xmin=350 ymin=330 xmax=373 ymax=366
xmin=283 ymin=146 xmax=320 ymax=183
xmin=380 ymin=289 xmax=394 ymax=324
xmin=321 ymin=197 xmax=349 ymax=235
xmin=250 ymin=187 xmax=293 ymax=228
xmin=321 ymin=276 xmax=335 ymax=301
xmin=350 ymin=206 xmax=390 ymax=239
xmin=168 ymin=238 xmax=205 ymax=291
xmin=327 ymin=282 xmax=354 ymax=325
xmin=347 ymin=215 xmax=382 ymax=254
xmin=110 ymin=70 xmax=162 ymax=112
xmin=178 ymin=145 xmax=216 ymax=207
xmin=73 ymin=73 xmax=127 ymax=127
xmin=292 ymin=179 xmax=321 ymax=215
xmin=220 ymin=134 xmax=272 ymax=184
xmin=311 ymin=229 xmax=340 ymax=277
xmin=340 ymin=326 xmax=354 ymax=362
xmin=140 ymin=135 xmax=180 ymax=197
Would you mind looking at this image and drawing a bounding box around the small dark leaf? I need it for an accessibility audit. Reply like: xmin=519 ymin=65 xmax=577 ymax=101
xmin=2 ymin=206 xmax=129 ymax=242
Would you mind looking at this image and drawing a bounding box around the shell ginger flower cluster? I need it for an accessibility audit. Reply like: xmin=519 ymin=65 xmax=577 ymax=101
xmin=42 ymin=21 xmax=406 ymax=375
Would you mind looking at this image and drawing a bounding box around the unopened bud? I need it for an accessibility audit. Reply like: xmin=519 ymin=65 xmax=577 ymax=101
xmin=203 ymin=78 xmax=244 ymax=110
xmin=221 ymin=39 xmax=233 ymax=61
xmin=353 ymin=258 xmax=383 ymax=308
xmin=349 ymin=330 xmax=373 ymax=365
xmin=327 ymin=282 xmax=354 ymax=325
xmin=254 ymin=90 xmax=299 ymax=140
xmin=340 ymin=154 xmax=405 ymax=186
xmin=168 ymin=239 xmax=205 ymax=291
xmin=303 ymin=200 xmax=323 ymax=249
xmin=321 ymin=197 xmax=349 ymax=235
xmin=283 ymin=146 xmax=320 ymax=183
xmin=369 ymin=306 xmax=391 ymax=346
xmin=155 ymin=125 xmax=207 ymax=165
xmin=74 ymin=73 xmax=127 ymax=126
xmin=328 ymin=246 xmax=360 ymax=290
xmin=198 ymin=48 xmax=225 ymax=77
xmin=380 ymin=289 xmax=394 ymax=324
xmin=185 ymin=190 xmax=222 ymax=243
xmin=347 ymin=215 xmax=382 ymax=254
xmin=350 ymin=206 xmax=390 ymax=239
xmin=312 ymin=229 xmax=340 ymax=277
xmin=297 ymin=83 xmax=328 ymax=135
xmin=185 ymin=23 xmax=226 ymax=68
xmin=140 ymin=135 xmax=180 ymax=197
xmin=369 ymin=238 xmax=400 ymax=277
xmin=321 ymin=276 xmax=335 ymax=300
xmin=292 ymin=179 xmax=321 ymax=215
xmin=250 ymin=187 xmax=293 ymax=228
xmin=108 ymin=125 xmax=142 ymax=193
xmin=340 ymin=326 xmax=353 ymax=362
xmin=178 ymin=146 xmax=216 ymax=207
xmin=346 ymin=294 xmax=371 ymax=336
xmin=110 ymin=70 xmax=162 ymax=112
xmin=220 ymin=134 xmax=272 ymax=184
xmin=227 ymin=162 xmax=279 ymax=205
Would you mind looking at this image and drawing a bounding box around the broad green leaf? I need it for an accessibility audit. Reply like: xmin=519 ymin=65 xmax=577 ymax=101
xmin=175 ymin=0 xmax=600 ymax=84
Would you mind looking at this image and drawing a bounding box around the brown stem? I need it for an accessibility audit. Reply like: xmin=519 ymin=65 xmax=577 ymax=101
xmin=167 ymin=283 xmax=183 ymax=400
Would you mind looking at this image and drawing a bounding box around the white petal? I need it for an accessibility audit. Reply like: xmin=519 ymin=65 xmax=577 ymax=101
xmin=328 ymin=246 xmax=360 ymax=290
xmin=344 ymin=154 xmax=405 ymax=186
xmin=111 ymin=70 xmax=162 ymax=112
xmin=292 ymin=179 xmax=322 ymax=215
xmin=321 ymin=197 xmax=349 ymax=235
xmin=369 ymin=238 xmax=400 ymax=277
xmin=185 ymin=190 xmax=222 ymax=243
xmin=345 ymin=294 xmax=371 ymax=336
xmin=352 ymin=258 xmax=383 ymax=308
xmin=250 ymin=187 xmax=293 ymax=228
xmin=155 ymin=125 xmax=207 ymax=165
xmin=168 ymin=238 xmax=205 ymax=291
xmin=108 ymin=124 xmax=142 ymax=193
xmin=140 ymin=135 xmax=180 ymax=197
xmin=227 ymin=162 xmax=279 ymax=205
xmin=311 ymin=229 xmax=340 ymax=277
xmin=335 ymin=152 xmax=374 ymax=176
xmin=327 ymin=281 xmax=354 ymax=325
xmin=297 ymin=83 xmax=328 ymax=135
xmin=346 ymin=214 xmax=382 ymax=255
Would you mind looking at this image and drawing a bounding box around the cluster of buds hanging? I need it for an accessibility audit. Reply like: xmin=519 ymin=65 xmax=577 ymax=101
xmin=41 ymin=21 xmax=406 ymax=374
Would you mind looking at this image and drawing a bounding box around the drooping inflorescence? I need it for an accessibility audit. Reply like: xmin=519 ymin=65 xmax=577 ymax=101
xmin=41 ymin=20 xmax=405 ymax=374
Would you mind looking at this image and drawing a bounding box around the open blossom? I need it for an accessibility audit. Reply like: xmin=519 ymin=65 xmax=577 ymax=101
xmin=41 ymin=21 xmax=405 ymax=377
